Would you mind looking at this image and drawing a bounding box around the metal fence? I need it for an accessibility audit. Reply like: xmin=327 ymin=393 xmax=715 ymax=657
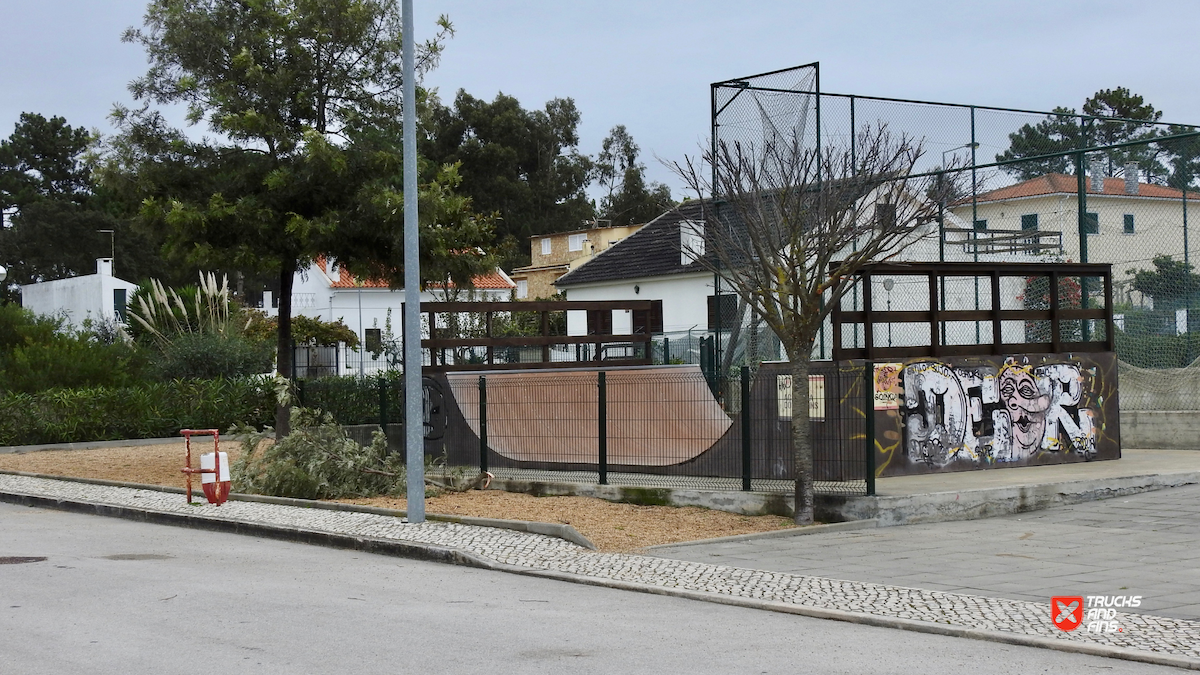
xmin=707 ymin=63 xmax=1200 ymax=408
xmin=441 ymin=364 xmax=870 ymax=496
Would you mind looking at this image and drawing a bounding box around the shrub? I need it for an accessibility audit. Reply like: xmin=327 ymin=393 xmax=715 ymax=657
xmin=0 ymin=335 xmax=145 ymax=393
xmin=231 ymin=407 xmax=404 ymax=499
xmin=148 ymin=332 xmax=274 ymax=380
xmin=0 ymin=377 xmax=274 ymax=446
xmin=296 ymin=372 xmax=403 ymax=425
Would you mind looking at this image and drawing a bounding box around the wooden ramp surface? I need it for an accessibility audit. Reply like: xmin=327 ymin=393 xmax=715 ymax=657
xmin=446 ymin=366 xmax=732 ymax=466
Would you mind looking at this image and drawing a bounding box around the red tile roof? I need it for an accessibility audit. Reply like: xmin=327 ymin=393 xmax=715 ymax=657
xmin=315 ymin=256 xmax=514 ymax=290
xmin=968 ymin=173 xmax=1200 ymax=205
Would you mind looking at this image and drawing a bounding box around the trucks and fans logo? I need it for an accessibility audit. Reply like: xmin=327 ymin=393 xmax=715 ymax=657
xmin=1052 ymin=596 xmax=1084 ymax=631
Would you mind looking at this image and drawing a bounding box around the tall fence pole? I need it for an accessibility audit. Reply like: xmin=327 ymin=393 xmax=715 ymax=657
xmin=740 ymin=365 xmax=752 ymax=491
xmin=663 ymin=337 xmax=670 ymax=365
xmin=863 ymin=361 xmax=876 ymax=496
xmin=598 ymin=371 xmax=608 ymax=485
xmin=378 ymin=375 xmax=389 ymax=441
xmin=478 ymin=376 xmax=488 ymax=475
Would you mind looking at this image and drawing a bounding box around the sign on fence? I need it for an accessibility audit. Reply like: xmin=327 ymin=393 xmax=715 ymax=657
xmin=776 ymin=374 xmax=825 ymax=420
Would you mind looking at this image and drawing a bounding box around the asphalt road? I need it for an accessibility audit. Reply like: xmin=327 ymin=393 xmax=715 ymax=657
xmin=0 ymin=502 xmax=1179 ymax=674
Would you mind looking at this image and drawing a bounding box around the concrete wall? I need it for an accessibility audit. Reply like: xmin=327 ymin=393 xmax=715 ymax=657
xmin=1120 ymin=411 xmax=1200 ymax=450
xmin=20 ymin=259 xmax=138 ymax=329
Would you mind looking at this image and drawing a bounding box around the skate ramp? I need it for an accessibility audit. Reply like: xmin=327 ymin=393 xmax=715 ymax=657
xmin=445 ymin=366 xmax=732 ymax=467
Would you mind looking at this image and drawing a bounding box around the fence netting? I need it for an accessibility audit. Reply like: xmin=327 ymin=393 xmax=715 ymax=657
xmin=710 ymin=63 xmax=1200 ymax=409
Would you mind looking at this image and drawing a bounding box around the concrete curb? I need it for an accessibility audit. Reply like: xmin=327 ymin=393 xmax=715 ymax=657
xmin=0 ymin=437 xmax=186 ymax=454
xmin=0 ymin=470 xmax=596 ymax=550
xmin=491 ymin=565 xmax=1200 ymax=672
xmin=2 ymin=477 xmax=1196 ymax=670
xmin=640 ymin=518 xmax=879 ymax=552
xmin=0 ymin=489 xmax=492 ymax=569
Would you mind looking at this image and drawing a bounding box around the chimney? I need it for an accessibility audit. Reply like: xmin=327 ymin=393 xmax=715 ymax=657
xmin=1090 ymin=162 xmax=1106 ymax=193
xmin=97 ymin=258 xmax=113 ymax=276
xmin=1124 ymin=163 xmax=1140 ymax=195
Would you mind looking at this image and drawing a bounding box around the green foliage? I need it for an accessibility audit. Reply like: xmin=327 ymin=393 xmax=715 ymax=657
xmin=242 ymin=310 xmax=360 ymax=348
xmin=1115 ymin=329 xmax=1200 ymax=369
xmin=108 ymin=1 xmax=489 ymax=441
xmin=0 ymin=377 xmax=274 ymax=446
xmin=421 ymin=90 xmax=595 ymax=267
xmin=231 ymin=407 xmax=405 ymax=500
xmin=596 ymin=125 xmax=674 ymax=227
xmin=0 ymin=304 xmax=146 ymax=394
xmin=996 ymin=88 xmax=1179 ymax=184
xmin=0 ymin=113 xmax=168 ymax=302
xmin=297 ymin=373 xmax=402 ymax=426
xmin=149 ymin=332 xmax=273 ymax=381
xmin=994 ymin=107 xmax=1081 ymax=181
xmin=1128 ymin=256 xmax=1200 ymax=311
xmin=0 ymin=335 xmax=144 ymax=394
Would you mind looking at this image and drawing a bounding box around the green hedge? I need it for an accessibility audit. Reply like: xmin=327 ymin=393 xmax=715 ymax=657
xmin=296 ymin=372 xmax=404 ymax=426
xmin=1115 ymin=330 xmax=1200 ymax=369
xmin=0 ymin=377 xmax=274 ymax=446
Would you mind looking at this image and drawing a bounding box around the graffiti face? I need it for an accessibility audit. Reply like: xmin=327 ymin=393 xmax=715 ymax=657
xmin=998 ymin=364 xmax=1050 ymax=457
xmin=902 ymin=358 xmax=1098 ymax=467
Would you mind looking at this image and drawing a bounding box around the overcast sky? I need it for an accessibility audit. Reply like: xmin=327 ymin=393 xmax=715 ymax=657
xmin=3 ymin=0 xmax=1198 ymax=199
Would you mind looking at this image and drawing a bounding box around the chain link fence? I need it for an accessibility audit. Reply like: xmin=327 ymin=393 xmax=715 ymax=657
xmin=709 ymin=63 xmax=1200 ymax=409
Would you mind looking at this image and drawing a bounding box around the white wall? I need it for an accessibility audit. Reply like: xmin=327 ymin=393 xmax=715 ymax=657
xmin=20 ymin=260 xmax=138 ymax=330
xmin=561 ymin=272 xmax=714 ymax=335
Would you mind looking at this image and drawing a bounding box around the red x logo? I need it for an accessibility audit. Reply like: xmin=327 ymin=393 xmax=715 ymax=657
xmin=1052 ymin=596 xmax=1084 ymax=631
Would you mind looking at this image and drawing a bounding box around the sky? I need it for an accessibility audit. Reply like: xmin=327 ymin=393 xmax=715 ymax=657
xmin=3 ymin=0 xmax=1199 ymax=200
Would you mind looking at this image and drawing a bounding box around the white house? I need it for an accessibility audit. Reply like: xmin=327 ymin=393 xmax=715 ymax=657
xmin=20 ymin=258 xmax=138 ymax=330
xmin=950 ymin=166 xmax=1200 ymax=307
xmin=553 ymin=194 xmax=1037 ymax=362
xmin=267 ymin=256 xmax=516 ymax=375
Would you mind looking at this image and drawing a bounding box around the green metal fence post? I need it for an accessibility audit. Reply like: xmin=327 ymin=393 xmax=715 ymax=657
xmin=478 ymin=376 xmax=488 ymax=474
xmin=378 ymin=376 xmax=389 ymax=441
xmin=598 ymin=371 xmax=608 ymax=485
xmin=296 ymin=378 xmax=305 ymax=407
xmin=663 ymin=337 xmax=670 ymax=365
xmin=864 ymin=361 xmax=876 ymax=496
xmin=741 ymin=365 xmax=752 ymax=491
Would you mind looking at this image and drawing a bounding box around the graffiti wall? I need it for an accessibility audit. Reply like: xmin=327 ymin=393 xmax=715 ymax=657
xmin=876 ymin=353 xmax=1119 ymax=475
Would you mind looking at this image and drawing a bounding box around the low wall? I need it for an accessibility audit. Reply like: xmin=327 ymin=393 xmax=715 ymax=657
xmin=1120 ymin=411 xmax=1200 ymax=450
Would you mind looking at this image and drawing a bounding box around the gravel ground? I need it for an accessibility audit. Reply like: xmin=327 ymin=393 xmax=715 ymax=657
xmin=0 ymin=443 xmax=796 ymax=551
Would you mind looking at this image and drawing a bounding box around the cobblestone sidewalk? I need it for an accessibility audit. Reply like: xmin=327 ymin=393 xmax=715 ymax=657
xmin=2 ymin=473 xmax=1198 ymax=667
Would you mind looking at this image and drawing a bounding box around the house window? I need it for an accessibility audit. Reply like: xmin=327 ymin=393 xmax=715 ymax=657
xmin=680 ymin=220 xmax=705 ymax=265
xmin=113 ymin=288 xmax=127 ymax=322
xmin=1083 ymin=212 xmax=1099 ymax=235
xmin=973 ymin=219 xmax=987 ymax=231
xmin=568 ymin=234 xmax=586 ymax=252
xmin=1124 ymin=214 xmax=1135 ymax=234
xmin=1021 ymin=214 xmax=1038 ymax=231
xmin=516 ymin=279 xmax=528 ymax=299
xmin=540 ymin=238 xmax=551 ymax=255
xmin=707 ymin=294 xmax=738 ymax=332
xmin=365 ymin=328 xmax=382 ymax=354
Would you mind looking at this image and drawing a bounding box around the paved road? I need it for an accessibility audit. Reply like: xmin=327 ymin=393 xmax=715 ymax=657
xmin=653 ymin=483 xmax=1200 ymax=619
xmin=0 ymin=502 xmax=1177 ymax=674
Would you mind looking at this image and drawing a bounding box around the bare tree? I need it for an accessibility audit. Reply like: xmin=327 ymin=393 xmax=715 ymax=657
xmin=673 ymin=126 xmax=956 ymax=525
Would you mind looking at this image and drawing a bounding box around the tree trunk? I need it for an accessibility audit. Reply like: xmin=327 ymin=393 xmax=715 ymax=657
xmin=790 ymin=356 xmax=814 ymax=525
xmin=275 ymin=257 xmax=296 ymax=438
